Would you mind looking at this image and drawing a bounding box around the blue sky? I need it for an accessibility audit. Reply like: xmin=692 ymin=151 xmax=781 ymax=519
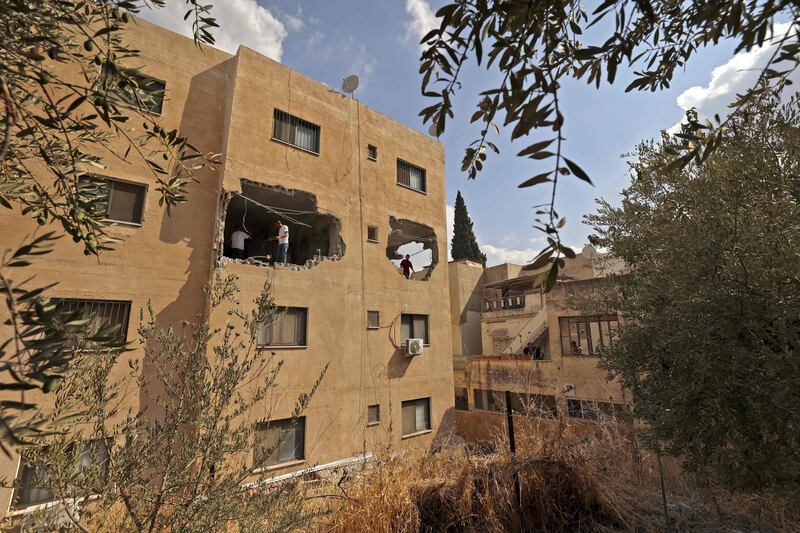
xmin=141 ymin=0 xmax=786 ymax=266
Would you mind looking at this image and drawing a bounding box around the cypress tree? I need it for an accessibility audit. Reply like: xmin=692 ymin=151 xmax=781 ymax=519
xmin=451 ymin=191 xmax=486 ymax=265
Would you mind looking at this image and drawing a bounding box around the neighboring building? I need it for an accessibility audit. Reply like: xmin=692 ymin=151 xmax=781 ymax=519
xmin=449 ymin=247 xmax=631 ymax=439
xmin=0 ymin=20 xmax=454 ymax=513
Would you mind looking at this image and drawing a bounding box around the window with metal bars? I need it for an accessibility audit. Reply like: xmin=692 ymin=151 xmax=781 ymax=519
xmin=367 ymin=144 xmax=378 ymax=161
xmin=396 ymin=159 xmax=426 ymax=192
xmin=55 ymin=298 xmax=131 ymax=344
xmin=272 ymin=109 xmax=321 ymax=154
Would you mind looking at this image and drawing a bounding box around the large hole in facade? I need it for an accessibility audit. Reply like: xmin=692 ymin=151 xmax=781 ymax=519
xmin=387 ymin=217 xmax=438 ymax=281
xmin=218 ymin=180 xmax=345 ymax=268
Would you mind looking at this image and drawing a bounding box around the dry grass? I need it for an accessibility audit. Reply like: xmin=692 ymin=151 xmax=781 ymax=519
xmin=305 ymin=417 xmax=800 ymax=533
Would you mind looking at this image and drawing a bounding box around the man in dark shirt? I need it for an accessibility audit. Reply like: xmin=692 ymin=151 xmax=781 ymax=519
xmin=400 ymin=254 xmax=414 ymax=279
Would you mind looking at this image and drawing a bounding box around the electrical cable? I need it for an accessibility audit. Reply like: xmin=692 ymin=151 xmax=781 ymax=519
xmin=232 ymin=192 xmax=312 ymax=228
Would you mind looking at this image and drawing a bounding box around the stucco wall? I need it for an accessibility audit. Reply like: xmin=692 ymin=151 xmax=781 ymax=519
xmin=0 ymin=19 xmax=455 ymax=512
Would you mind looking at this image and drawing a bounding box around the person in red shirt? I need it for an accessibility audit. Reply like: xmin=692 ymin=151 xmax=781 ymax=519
xmin=400 ymin=254 xmax=414 ymax=279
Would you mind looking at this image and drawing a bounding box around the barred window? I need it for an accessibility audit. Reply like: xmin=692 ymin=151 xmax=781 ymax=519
xmin=56 ymin=298 xmax=131 ymax=344
xmin=272 ymin=109 xmax=321 ymax=154
xmin=397 ymin=159 xmax=426 ymax=192
xmin=367 ymin=144 xmax=378 ymax=161
xmin=107 ymin=68 xmax=166 ymax=114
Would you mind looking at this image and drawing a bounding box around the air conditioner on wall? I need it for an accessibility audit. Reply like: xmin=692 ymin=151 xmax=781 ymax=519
xmin=405 ymin=338 xmax=424 ymax=356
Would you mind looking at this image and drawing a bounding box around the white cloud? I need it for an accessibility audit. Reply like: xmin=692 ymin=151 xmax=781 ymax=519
xmin=405 ymin=0 xmax=436 ymax=50
xmin=137 ymin=0 xmax=287 ymax=61
xmin=480 ymin=244 xmax=541 ymax=267
xmin=282 ymin=5 xmax=304 ymax=31
xmin=670 ymin=22 xmax=798 ymax=131
xmin=445 ymin=204 xmax=455 ymax=260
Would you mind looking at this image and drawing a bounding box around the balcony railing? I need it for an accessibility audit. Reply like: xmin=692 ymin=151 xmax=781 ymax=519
xmin=483 ymin=294 xmax=525 ymax=311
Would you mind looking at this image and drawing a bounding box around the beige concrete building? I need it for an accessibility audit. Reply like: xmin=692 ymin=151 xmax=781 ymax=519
xmin=449 ymin=248 xmax=631 ymax=439
xmin=0 ymin=20 xmax=454 ymax=513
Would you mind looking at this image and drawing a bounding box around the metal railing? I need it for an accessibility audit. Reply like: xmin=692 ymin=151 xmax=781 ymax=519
xmin=483 ymin=293 xmax=526 ymax=311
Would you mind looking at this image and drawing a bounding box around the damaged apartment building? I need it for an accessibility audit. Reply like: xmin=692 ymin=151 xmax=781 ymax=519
xmin=0 ymin=19 xmax=455 ymax=514
xmin=448 ymin=247 xmax=632 ymax=439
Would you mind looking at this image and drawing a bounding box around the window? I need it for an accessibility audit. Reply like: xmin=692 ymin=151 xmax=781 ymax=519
xmin=401 ymin=398 xmax=431 ymax=436
xmin=367 ymin=144 xmax=378 ymax=161
xmin=107 ymin=68 xmax=166 ymax=114
xmin=257 ymin=307 xmax=307 ymax=347
xmin=397 ymin=159 xmax=426 ymax=193
xmin=559 ymin=315 xmax=620 ymax=356
xmin=15 ymin=440 xmax=109 ymax=508
xmin=400 ymin=314 xmax=429 ymax=344
xmin=454 ymin=388 xmax=469 ymax=411
xmin=367 ymin=404 xmax=380 ymax=425
xmin=272 ymin=109 xmax=321 ymax=154
xmin=367 ymin=225 xmax=379 ymax=242
xmin=367 ymin=310 xmax=380 ymax=329
xmin=254 ymin=417 xmax=305 ymax=467
xmin=56 ymin=298 xmax=131 ymax=344
xmin=510 ymin=393 xmax=558 ymax=418
xmin=568 ymin=399 xmax=626 ymax=421
xmin=104 ymin=179 xmax=146 ymax=224
xmin=473 ymin=389 xmax=506 ymax=413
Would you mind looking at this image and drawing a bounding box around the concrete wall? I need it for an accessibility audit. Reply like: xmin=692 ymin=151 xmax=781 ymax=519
xmin=448 ymin=260 xmax=485 ymax=357
xmin=0 ymin=19 xmax=454 ymax=512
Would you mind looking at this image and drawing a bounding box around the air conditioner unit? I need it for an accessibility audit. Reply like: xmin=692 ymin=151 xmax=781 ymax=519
xmin=405 ymin=338 xmax=424 ymax=356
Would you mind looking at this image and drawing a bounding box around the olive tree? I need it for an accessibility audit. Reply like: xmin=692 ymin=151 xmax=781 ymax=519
xmin=6 ymin=273 xmax=326 ymax=531
xmin=418 ymin=0 xmax=799 ymax=284
xmin=585 ymin=93 xmax=800 ymax=493
xmin=1 ymin=0 xmax=219 ymax=447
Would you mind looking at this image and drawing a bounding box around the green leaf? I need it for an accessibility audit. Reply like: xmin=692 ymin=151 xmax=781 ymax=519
xmin=564 ymin=158 xmax=593 ymax=185
xmin=518 ymin=172 xmax=552 ymax=188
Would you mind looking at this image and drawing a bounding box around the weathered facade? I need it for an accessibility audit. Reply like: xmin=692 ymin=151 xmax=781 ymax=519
xmin=0 ymin=20 xmax=454 ymax=513
xmin=449 ymin=248 xmax=631 ymax=439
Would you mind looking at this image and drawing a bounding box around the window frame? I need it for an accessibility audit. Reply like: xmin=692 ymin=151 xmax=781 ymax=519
xmin=367 ymin=225 xmax=379 ymax=243
xmin=454 ymin=388 xmax=469 ymax=411
xmin=400 ymin=313 xmax=429 ymax=345
xmin=401 ymin=397 xmax=432 ymax=437
xmin=566 ymin=399 xmax=626 ymax=421
xmin=106 ymin=68 xmax=166 ymax=115
xmin=103 ymin=177 xmax=148 ymax=226
xmin=13 ymin=439 xmax=110 ymax=509
xmin=367 ymin=310 xmax=380 ymax=330
xmin=257 ymin=307 xmax=308 ymax=348
xmin=367 ymin=144 xmax=378 ymax=161
xmin=253 ymin=416 xmax=306 ymax=468
xmin=53 ymin=298 xmax=132 ymax=345
xmin=271 ymin=108 xmax=321 ymax=155
xmin=367 ymin=404 xmax=380 ymax=426
xmin=559 ymin=315 xmax=620 ymax=356
xmin=396 ymin=159 xmax=427 ymax=194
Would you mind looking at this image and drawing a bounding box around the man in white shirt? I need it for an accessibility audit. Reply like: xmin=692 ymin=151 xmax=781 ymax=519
xmin=271 ymin=219 xmax=289 ymax=265
xmin=230 ymin=225 xmax=250 ymax=259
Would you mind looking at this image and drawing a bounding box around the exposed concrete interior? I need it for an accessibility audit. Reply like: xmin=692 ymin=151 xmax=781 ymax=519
xmin=386 ymin=216 xmax=438 ymax=281
xmin=220 ymin=180 xmax=345 ymax=267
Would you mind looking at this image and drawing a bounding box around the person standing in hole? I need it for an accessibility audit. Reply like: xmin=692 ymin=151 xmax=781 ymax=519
xmin=270 ymin=219 xmax=290 ymax=265
xmin=230 ymin=225 xmax=250 ymax=260
xmin=400 ymin=254 xmax=414 ymax=279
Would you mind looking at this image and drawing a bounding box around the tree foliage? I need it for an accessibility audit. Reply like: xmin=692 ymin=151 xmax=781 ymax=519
xmin=0 ymin=0 xmax=220 ymax=448
xmin=451 ymin=191 xmax=486 ymax=265
xmin=4 ymin=273 xmax=326 ymax=531
xmin=418 ymin=0 xmax=799 ymax=280
xmin=586 ymin=93 xmax=800 ymax=494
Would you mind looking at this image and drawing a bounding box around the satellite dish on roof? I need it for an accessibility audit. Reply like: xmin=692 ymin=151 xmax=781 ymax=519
xmin=428 ymin=123 xmax=440 ymax=138
xmin=341 ymin=74 xmax=359 ymax=96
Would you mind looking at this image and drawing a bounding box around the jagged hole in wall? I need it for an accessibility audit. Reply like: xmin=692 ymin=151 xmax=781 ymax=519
xmin=387 ymin=217 xmax=438 ymax=281
xmin=218 ymin=180 xmax=345 ymax=268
